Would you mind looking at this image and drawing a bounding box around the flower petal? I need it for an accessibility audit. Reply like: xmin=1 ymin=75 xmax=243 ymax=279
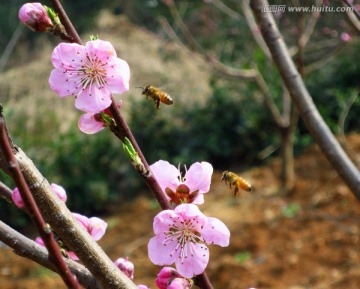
xmin=148 ymin=235 xmax=178 ymax=265
xmin=12 ymin=187 xmax=24 ymax=209
xmin=49 ymin=69 xmax=79 ymax=98
xmin=50 ymin=183 xmax=67 ymax=202
xmin=75 ymin=86 xmax=112 ymax=113
xmin=150 ymin=160 xmax=180 ymax=192
xmin=106 ymin=58 xmax=130 ymax=94
xmin=153 ymin=209 xmax=178 ymax=235
xmin=192 ymin=193 xmax=204 ymax=205
xmin=88 ymin=217 xmax=107 ymax=241
xmin=174 ymin=203 xmax=206 ymax=222
xmin=67 ymin=251 xmax=79 ymax=261
xmin=72 ymin=213 xmax=90 ymax=229
xmin=201 ymin=217 xmax=230 ymax=247
xmin=85 ymin=39 xmax=117 ymax=60
xmin=51 ymin=42 xmax=85 ymax=69
xmin=184 ymin=162 xmax=213 ymax=194
xmin=175 ymin=242 xmax=209 ymax=278
xmin=78 ymin=113 xmax=104 ymax=134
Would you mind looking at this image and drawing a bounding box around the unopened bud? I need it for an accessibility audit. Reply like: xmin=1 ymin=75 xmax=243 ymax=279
xmin=156 ymin=267 xmax=182 ymax=289
xmin=340 ymin=32 xmax=352 ymax=43
xmin=12 ymin=187 xmax=24 ymax=208
xmin=18 ymin=3 xmax=53 ymax=32
xmin=114 ymin=257 xmax=135 ymax=279
xmin=168 ymin=277 xmax=191 ymax=289
xmin=50 ymin=183 xmax=67 ymax=203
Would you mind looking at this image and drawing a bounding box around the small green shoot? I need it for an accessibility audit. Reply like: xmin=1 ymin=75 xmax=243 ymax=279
xmin=234 ymin=251 xmax=252 ymax=264
xmin=281 ymin=202 xmax=301 ymax=218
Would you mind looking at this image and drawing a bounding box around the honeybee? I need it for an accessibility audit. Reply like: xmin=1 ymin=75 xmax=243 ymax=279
xmin=139 ymin=85 xmax=173 ymax=109
xmin=221 ymin=171 xmax=252 ymax=197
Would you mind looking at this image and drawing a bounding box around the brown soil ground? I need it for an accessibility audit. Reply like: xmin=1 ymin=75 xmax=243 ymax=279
xmin=1 ymin=134 xmax=360 ymax=289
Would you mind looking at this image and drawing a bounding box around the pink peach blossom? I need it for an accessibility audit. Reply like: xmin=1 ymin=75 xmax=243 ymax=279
xmin=36 ymin=213 xmax=107 ymax=260
xmin=78 ymin=100 xmax=122 ymax=134
xmin=150 ymin=160 xmax=213 ymax=205
xmin=72 ymin=213 xmax=107 ymax=241
xmin=148 ymin=204 xmax=230 ymax=278
xmin=49 ymin=39 xmax=130 ymax=113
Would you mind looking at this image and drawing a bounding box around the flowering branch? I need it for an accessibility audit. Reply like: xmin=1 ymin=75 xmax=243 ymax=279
xmin=107 ymin=98 xmax=172 ymax=210
xmin=0 ymin=220 xmax=100 ymax=289
xmin=0 ymin=112 xmax=138 ymax=289
xmin=0 ymin=119 xmax=80 ymax=289
xmin=49 ymin=0 xmax=171 ymax=211
xmin=250 ymin=0 xmax=360 ymax=199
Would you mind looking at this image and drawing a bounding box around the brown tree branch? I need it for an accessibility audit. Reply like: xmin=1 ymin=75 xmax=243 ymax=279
xmin=0 ymin=119 xmax=80 ymax=289
xmin=209 ymin=0 xmax=243 ymax=20
xmin=0 ymin=107 xmax=137 ymax=289
xmin=0 ymin=144 xmax=138 ymax=289
xmin=0 ymin=220 xmax=101 ymax=289
xmin=50 ymin=0 xmax=82 ymax=44
xmin=108 ymin=97 xmax=171 ymax=210
xmin=250 ymin=0 xmax=360 ymax=199
xmin=337 ymin=91 xmax=360 ymax=169
xmin=345 ymin=7 xmax=360 ymax=33
xmin=0 ymin=180 xmax=12 ymax=202
xmin=342 ymin=0 xmax=360 ymax=22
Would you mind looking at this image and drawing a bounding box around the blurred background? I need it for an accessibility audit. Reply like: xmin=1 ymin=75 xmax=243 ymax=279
xmin=0 ymin=0 xmax=360 ymax=288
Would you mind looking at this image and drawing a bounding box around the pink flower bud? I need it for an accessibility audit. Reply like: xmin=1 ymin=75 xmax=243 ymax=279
xmin=168 ymin=278 xmax=191 ymax=289
xmin=340 ymin=32 xmax=352 ymax=43
xmin=114 ymin=257 xmax=135 ymax=279
xmin=72 ymin=213 xmax=107 ymax=241
xmin=50 ymin=183 xmax=67 ymax=202
xmin=12 ymin=183 xmax=67 ymax=209
xmin=18 ymin=3 xmax=53 ymax=32
xmin=156 ymin=267 xmax=182 ymax=289
xmin=12 ymin=187 xmax=24 ymax=209
xmin=137 ymin=285 xmax=150 ymax=289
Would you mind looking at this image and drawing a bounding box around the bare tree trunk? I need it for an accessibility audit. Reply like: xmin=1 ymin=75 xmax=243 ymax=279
xmin=280 ymin=105 xmax=298 ymax=195
xmin=251 ymin=0 xmax=360 ymax=199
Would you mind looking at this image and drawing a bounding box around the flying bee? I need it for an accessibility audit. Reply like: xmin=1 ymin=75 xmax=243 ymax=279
xmin=139 ymin=85 xmax=173 ymax=109
xmin=221 ymin=171 xmax=252 ymax=197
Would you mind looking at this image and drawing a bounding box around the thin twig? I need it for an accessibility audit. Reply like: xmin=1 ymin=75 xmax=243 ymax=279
xmin=108 ymin=98 xmax=171 ymax=210
xmin=305 ymin=43 xmax=346 ymax=74
xmin=50 ymin=0 xmax=82 ymax=44
xmin=338 ymin=91 xmax=360 ymax=169
xmin=0 ymin=180 xmax=12 ymax=202
xmin=241 ymin=0 xmax=271 ymax=59
xmin=0 ymin=120 xmax=80 ymax=289
xmin=210 ymin=0 xmax=243 ymax=20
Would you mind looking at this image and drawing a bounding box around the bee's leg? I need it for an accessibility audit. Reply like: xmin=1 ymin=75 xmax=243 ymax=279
xmin=234 ymin=188 xmax=239 ymax=197
xmin=155 ymin=98 xmax=160 ymax=109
